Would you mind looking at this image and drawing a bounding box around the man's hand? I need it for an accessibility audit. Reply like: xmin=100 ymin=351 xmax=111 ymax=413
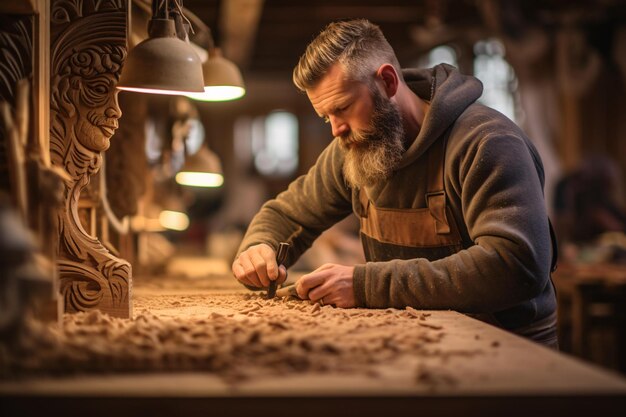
xmin=296 ymin=263 xmax=355 ymax=308
xmin=232 ymin=243 xmax=287 ymax=289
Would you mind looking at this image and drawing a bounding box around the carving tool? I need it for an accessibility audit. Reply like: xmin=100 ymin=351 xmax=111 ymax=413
xmin=275 ymin=283 xmax=301 ymax=299
xmin=267 ymin=242 xmax=289 ymax=299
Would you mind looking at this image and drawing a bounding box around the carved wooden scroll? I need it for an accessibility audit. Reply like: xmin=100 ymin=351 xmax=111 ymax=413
xmin=50 ymin=0 xmax=132 ymax=318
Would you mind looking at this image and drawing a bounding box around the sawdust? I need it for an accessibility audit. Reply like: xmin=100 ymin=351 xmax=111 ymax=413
xmin=0 ymin=274 xmax=484 ymax=387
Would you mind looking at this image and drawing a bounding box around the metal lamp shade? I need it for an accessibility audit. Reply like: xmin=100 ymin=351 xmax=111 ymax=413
xmin=186 ymin=52 xmax=246 ymax=101
xmin=176 ymin=147 xmax=224 ymax=188
xmin=117 ymin=20 xmax=204 ymax=95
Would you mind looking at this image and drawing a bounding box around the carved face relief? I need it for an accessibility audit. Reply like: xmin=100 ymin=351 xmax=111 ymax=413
xmin=67 ymin=47 xmax=124 ymax=152
xmin=72 ymin=73 xmax=121 ymax=151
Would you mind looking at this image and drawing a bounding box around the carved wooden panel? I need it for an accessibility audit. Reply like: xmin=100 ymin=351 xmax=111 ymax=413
xmin=0 ymin=14 xmax=32 ymax=197
xmin=50 ymin=0 xmax=132 ymax=318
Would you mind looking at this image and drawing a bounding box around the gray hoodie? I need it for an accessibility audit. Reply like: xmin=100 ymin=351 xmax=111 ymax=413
xmin=237 ymin=64 xmax=557 ymax=332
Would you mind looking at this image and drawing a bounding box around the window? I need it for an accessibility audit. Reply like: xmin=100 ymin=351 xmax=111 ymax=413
xmin=420 ymin=45 xmax=458 ymax=68
xmin=234 ymin=111 xmax=299 ymax=177
xmin=473 ymin=39 xmax=518 ymax=122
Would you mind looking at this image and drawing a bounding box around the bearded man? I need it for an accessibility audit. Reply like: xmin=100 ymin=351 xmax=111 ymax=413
xmin=232 ymin=19 xmax=558 ymax=348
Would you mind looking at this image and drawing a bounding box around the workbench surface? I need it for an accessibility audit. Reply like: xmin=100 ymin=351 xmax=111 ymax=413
xmin=2 ymin=265 xmax=625 ymax=417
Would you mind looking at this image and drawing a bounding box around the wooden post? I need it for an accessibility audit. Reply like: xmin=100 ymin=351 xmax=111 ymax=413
xmin=1 ymin=1 xmax=64 ymax=324
xmin=49 ymin=0 xmax=132 ymax=318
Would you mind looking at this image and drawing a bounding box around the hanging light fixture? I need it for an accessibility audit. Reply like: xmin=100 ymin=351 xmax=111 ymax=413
xmin=185 ymin=48 xmax=246 ymax=102
xmin=154 ymin=189 xmax=190 ymax=232
xmin=117 ymin=0 xmax=204 ymax=95
xmin=132 ymin=178 xmax=190 ymax=232
xmin=175 ymin=145 xmax=224 ymax=188
xmin=158 ymin=209 xmax=190 ymax=231
xmin=131 ymin=205 xmax=190 ymax=232
xmin=185 ymin=25 xmax=246 ymax=102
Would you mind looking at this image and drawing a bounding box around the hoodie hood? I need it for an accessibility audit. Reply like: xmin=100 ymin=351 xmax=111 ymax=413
xmin=397 ymin=64 xmax=483 ymax=169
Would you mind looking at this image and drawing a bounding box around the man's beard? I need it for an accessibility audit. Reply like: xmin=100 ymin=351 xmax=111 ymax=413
xmin=340 ymin=89 xmax=405 ymax=189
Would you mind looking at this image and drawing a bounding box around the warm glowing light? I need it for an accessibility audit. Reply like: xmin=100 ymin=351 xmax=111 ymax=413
xmin=130 ymin=216 xmax=164 ymax=232
xmin=117 ymin=86 xmax=203 ymax=96
xmin=175 ymin=172 xmax=224 ymax=187
xmin=159 ymin=210 xmax=189 ymax=231
xmin=186 ymin=86 xmax=245 ymax=102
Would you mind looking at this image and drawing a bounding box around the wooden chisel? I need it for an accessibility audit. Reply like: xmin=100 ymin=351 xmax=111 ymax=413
xmin=275 ymin=283 xmax=300 ymax=298
xmin=267 ymin=242 xmax=290 ymax=299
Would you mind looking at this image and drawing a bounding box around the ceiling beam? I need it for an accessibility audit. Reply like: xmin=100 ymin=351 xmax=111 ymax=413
xmin=220 ymin=0 xmax=264 ymax=68
xmin=260 ymin=6 xmax=426 ymax=23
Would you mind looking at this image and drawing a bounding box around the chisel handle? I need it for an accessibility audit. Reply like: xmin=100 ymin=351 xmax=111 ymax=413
xmin=267 ymin=242 xmax=290 ymax=298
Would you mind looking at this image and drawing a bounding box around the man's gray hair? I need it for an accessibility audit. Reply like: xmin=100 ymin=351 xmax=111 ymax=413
xmin=293 ymin=19 xmax=402 ymax=92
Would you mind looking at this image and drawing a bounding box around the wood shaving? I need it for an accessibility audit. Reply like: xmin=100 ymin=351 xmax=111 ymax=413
xmin=0 ymin=275 xmax=484 ymax=388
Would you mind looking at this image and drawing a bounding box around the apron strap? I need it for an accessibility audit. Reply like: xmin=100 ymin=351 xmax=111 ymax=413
xmin=426 ymin=135 xmax=451 ymax=235
xmin=359 ymin=135 xmax=451 ymax=235
xmin=358 ymin=186 xmax=370 ymax=218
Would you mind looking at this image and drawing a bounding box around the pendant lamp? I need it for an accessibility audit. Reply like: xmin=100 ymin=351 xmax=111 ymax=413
xmin=175 ymin=145 xmax=224 ymax=188
xmin=117 ymin=0 xmax=204 ymax=95
xmin=186 ymin=48 xmax=246 ymax=102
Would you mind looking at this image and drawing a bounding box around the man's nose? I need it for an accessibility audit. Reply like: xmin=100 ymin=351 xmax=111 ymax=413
xmin=330 ymin=116 xmax=348 ymax=138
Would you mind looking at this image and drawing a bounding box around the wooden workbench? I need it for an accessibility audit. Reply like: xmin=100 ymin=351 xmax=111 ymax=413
xmin=552 ymin=263 xmax=626 ymax=369
xmin=2 ymin=265 xmax=626 ymax=417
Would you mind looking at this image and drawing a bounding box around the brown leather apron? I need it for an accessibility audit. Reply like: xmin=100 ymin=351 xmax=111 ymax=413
xmin=357 ymin=135 xmax=464 ymax=262
xmin=355 ymin=136 xmax=559 ymax=349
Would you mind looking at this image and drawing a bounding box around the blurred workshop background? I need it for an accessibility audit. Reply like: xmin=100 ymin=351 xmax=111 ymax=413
xmin=1 ymin=0 xmax=625 ymax=376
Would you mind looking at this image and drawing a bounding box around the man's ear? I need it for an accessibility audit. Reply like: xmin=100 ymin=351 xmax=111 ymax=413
xmin=376 ymin=64 xmax=399 ymax=98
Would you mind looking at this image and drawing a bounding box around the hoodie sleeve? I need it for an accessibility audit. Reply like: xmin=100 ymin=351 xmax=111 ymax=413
xmin=353 ymin=131 xmax=552 ymax=313
xmin=236 ymin=140 xmax=353 ymax=266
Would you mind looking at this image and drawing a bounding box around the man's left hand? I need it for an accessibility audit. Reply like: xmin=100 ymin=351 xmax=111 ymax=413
xmin=296 ymin=263 xmax=355 ymax=308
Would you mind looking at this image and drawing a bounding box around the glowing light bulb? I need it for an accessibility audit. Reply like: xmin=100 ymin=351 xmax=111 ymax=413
xmin=158 ymin=210 xmax=189 ymax=231
xmin=175 ymin=172 xmax=224 ymax=187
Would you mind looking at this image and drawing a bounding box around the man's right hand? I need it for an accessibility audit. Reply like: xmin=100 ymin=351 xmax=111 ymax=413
xmin=232 ymin=243 xmax=287 ymax=289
